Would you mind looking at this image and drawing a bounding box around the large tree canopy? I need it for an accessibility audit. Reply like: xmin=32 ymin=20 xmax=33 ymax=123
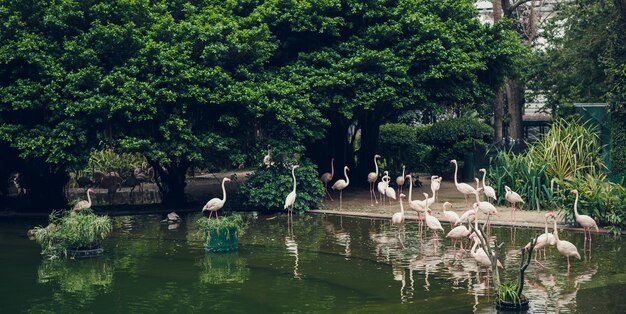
xmin=0 ymin=0 xmax=526 ymax=209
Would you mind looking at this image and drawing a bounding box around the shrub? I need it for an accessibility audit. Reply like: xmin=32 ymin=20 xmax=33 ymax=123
xmin=379 ymin=123 xmax=432 ymax=173
xmin=33 ymin=209 xmax=112 ymax=259
xmin=238 ymin=158 xmax=324 ymax=213
xmin=420 ymin=117 xmax=493 ymax=177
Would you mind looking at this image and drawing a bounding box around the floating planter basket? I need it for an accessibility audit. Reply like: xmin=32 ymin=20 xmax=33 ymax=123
xmin=204 ymin=227 xmax=239 ymax=253
xmin=495 ymin=296 xmax=529 ymax=311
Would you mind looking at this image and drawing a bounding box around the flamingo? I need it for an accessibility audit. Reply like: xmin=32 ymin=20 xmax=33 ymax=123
xmin=552 ymin=218 xmax=581 ymax=273
xmin=442 ymin=202 xmax=460 ymax=224
xmin=367 ymin=155 xmax=381 ymax=206
xmin=505 ymin=185 xmax=524 ymax=220
xmin=377 ymin=171 xmax=388 ymax=205
xmin=73 ymin=188 xmax=95 ymax=211
xmin=571 ymin=189 xmax=598 ymax=251
xmin=469 ymin=233 xmax=503 ymax=268
xmin=331 ymin=166 xmax=350 ymax=210
xmin=424 ymin=207 xmax=444 ymax=240
xmin=450 ymin=159 xmax=477 ymax=207
xmin=446 ymin=212 xmax=473 ymax=253
xmin=430 ymin=175 xmax=442 ymax=202
xmin=478 ymin=168 xmax=497 ymax=203
xmin=320 ymin=158 xmax=335 ymax=201
xmin=455 ymin=208 xmax=477 ymax=226
xmin=202 ymin=177 xmax=231 ymax=219
xmin=473 ymin=187 xmax=499 ymax=230
xmin=406 ymin=175 xmax=426 ymax=222
xmin=526 ymin=212 xmax=557 ymax=261
xmin=284 ymin=165 xmax=300 ymax=217
xmin=385 ymin=181 xmax=397 ymax=204
xmin=391 ymin=194 xmax=407 ymax=225
xmin=263 ymin=145 xmax=271 ymax=167
xmin=396 ymin=165 xmax=406 ymax=195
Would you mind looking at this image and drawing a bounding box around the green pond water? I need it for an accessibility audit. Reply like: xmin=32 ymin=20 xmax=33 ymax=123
xmin=1 ymin=212 xmax=625 ymax=313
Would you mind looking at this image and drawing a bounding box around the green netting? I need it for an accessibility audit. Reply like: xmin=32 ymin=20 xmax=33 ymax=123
xmin=574 ymin=103 xmax=611 ymax=171
xmin=204 ymin=227 xmax=239 ymax=253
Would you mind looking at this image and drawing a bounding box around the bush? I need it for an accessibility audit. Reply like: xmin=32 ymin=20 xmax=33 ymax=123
xmin=33 ymin=209 xmax=112 ymax=259
xmin=238 ymin=158 xmax=324 ymax=213
xmin=419 ymin=117 xmax=493 ymax=177
xmin=378 ymin=123 xmax=432 ymax=173
xmin=611 ymin=103 xmax=626 ymax=176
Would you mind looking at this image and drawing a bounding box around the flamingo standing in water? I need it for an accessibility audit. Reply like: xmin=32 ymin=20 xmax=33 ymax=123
xmin=396 ymin=165 xmax=406 ymax=195
xmin=320 ymin=158 xmax=335 ymax=201
xmin=202 ymin=177 xmax=231 ymax=219
xmin=571 ymin=189 xmax=598 ymax=251
xmin=424 ymin=207 xmax=444 ymax=241
xmin=391 ymin=194 xmax=406 ymax=226
xmin=405 ymin=175 xmax=426 ymax=223
xmin=446 ymin=212 xmax=473 ymax=253
xmin=450 ymin=159 xmax=477 ymax=207
xmin=552 ymin=218 xmax=581 ymax=273
xmin=367 ymin=155 xmax=381 ymax=206
xmin=526 ymin=212 xmax=557 ymax=261
xmin=505 ymin=185 xmax=524 ymax=220
xmin=332 ymin=166 xmax=350 ymax=210
xmin=284 ymin=165 xmax=300 ymax=217
xmin=442 ymin=202 xmax=460 ymax=224
xmin=478 ymin=168 xmax=497 ymax=203
xmin=73 ymin=188 xmax=96 ymax=211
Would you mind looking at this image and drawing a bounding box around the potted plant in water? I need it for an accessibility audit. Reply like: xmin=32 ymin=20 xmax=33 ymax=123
xmin=33 ymin=208 xmax=112 ymax=259
xmin=197 ymin=214 xmax=247 ymax=253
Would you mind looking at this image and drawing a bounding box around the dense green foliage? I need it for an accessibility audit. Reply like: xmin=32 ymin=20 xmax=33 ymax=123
xmin=419 ymin=117 xmax=493 ymax=177
xmin=611 ymin=103 xmax=626 ymax=175
xmin=33 ymin=209 xmax=112 ymax=259
xmin=238 ymin=159 xmax=324 ymax=213
xmin=378 ymin=123 xmax=431 ymax=173
xmin=487 ymin=119 xmax=626 ymax=235
xmin=197 ymin=213 xmax=247 ymax=241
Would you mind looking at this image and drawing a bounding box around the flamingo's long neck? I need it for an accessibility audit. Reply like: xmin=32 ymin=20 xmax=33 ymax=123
xmin=453 ymin=161 xmax=459 ymax=185
xmin=443 ymin=204 xmax=448 ymax=214
xmin=474 ymin=189 xmax=480 ymax=204
xmin=374 ymin=157 xmax=379 ymax=176
xmin=552 ymin=220 xmax=560 ymax=242
xmin=408 ymin=176 xmax=413 ymax=201
xmin=471 ymin=239 xmax=478 ymax=257
xmin=344 ymin=167 xmax=349 ymax=185
xmin=291 ymin=166 xmax=297 ymax=193
xmin=400 ymin=199 xmax=404 ymax=214
xmin=573 ymin=192 xmax=580 ymax=218
xmin=544 ymin=217 xmax=549 ymax=234
xmin=401 ymin=166 xmax=405 ymax=177
xmin=86 ymin=190 xmax=92 ymax=206
xmin=221 ymin=179 xmax=227 ymax=202
xmin=330 ymin=159 xmax=334 ymax=178
xmin=481 ymin=171 xmax=487 ymax=188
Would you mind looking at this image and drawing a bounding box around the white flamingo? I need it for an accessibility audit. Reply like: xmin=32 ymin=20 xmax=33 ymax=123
xmin=331 ymin=166 xmax=350 ymax=210
xmin=396 ymin=165 xmax=406 ymax=195
xmin=320 ymin=158 xmax=335 ymax=201
xmin=455 ymin=208 xmax=477 ymax=226
xmin=73 ymin=188 xmax=95 ymax=211
xmin=446 ymin=212 xmax=473 ymax=252
xmin=405 ymin=175 xmax=426 ymax=222
xmin=470 ymin=233 xmax=503 ymax=268
xmin=526 ymin=212 xmax=557 ymax=261
xmin=478 ymin=168 xmax=496 ymax=202
xmin=377 ymin=171 xmax=390 ymax=205
xmin=263 ymin=145 xmax=271 ymax=167
xmin=430 ymin=175 xmax=442 ymax=202
xmin=367 ymin=155 xmax=381 ymax=206
xmin=202 ymin=177 xmax=231 ymax=219
xmin=552 ymin=218 xmax=581 ymax=273
xmin=473 ymin=187 xmax=499 ymax=225
xmin=391 ymin=194 xmax=407 ymax=225
xmin=284 ymin=165 xmax=300 ymax=217
xmin=571 ymin=189 xmax=599 ymax=249
xmin=450 ymin=159 xmax=477 ymax=207
xmin=505 ymin=185 xmax=524 ymax=220
xmin=385 ymin=180 xmax=397 ymax=204
xmin=424 ymin=207 xmax=444 ymax=240
xmin=442 ymin=201 xmax=460 ymax=224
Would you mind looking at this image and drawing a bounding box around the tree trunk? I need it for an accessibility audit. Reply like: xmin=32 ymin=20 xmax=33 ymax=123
xmin=506 ymin=79 xmax=525 ymax=140
xmin=356 ymin=111 xmax=381 ymax=187
xmin=494 ymin=88 xmax=505 ymax=144
xmin=148 ymin=158 xmax=189 ymax=208
xmin=22 ymin=164 xmax=69 ymax=211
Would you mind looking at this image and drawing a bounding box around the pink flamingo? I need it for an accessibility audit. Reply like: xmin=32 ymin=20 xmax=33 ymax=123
xmin=442 ymin=201 xmax=459 ymax=224
xmin=331 ymin=166 xmax=350 ymax=210
xmin=202 ymin=177 xmax=231 ymax=219
xmin=396 ymin=165 xmax=406 ymax=195
xmin=526 ymin=212 xmax=556 ymax=262
xmin=505 ymin=185 xmax=524 ymax=220
xmin=73 ymin=188 xmax=96 ymax=211
xmin=367 ymin=155 xmax=381 ymax=206
xmin=284 ymin=165 xmax=300 ymax=217
xmin=450 ymin=159 xmax=477 ymax=207
xmin=478 ymin=168 xmax=497 ymax=203
xmin=552 ymin=218 xmax=581 ymax=273
xmin=391 ymin=194 xmax=406 ymax=225
xmin=571 ymin=189 xmax=598 ymax=252
xmin=446 ymin=212 xmax=473 ymax=253
xmin=320 ymin=158 xmax=335 ymax=201
xmin=430 ymin=175 xmax=442 ymax=202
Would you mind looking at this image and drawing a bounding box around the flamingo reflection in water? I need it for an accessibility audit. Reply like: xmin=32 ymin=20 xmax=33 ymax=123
xmin=285 ymin=215 xmax=301 ymax=279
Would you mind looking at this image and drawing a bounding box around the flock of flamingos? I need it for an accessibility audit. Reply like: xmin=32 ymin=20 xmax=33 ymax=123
xmin=71 ymin=150 xmax=601 ymax=274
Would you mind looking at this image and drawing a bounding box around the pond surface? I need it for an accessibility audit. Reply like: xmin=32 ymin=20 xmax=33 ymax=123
xmin=1 ymin=213 xmax=625 ymax=313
